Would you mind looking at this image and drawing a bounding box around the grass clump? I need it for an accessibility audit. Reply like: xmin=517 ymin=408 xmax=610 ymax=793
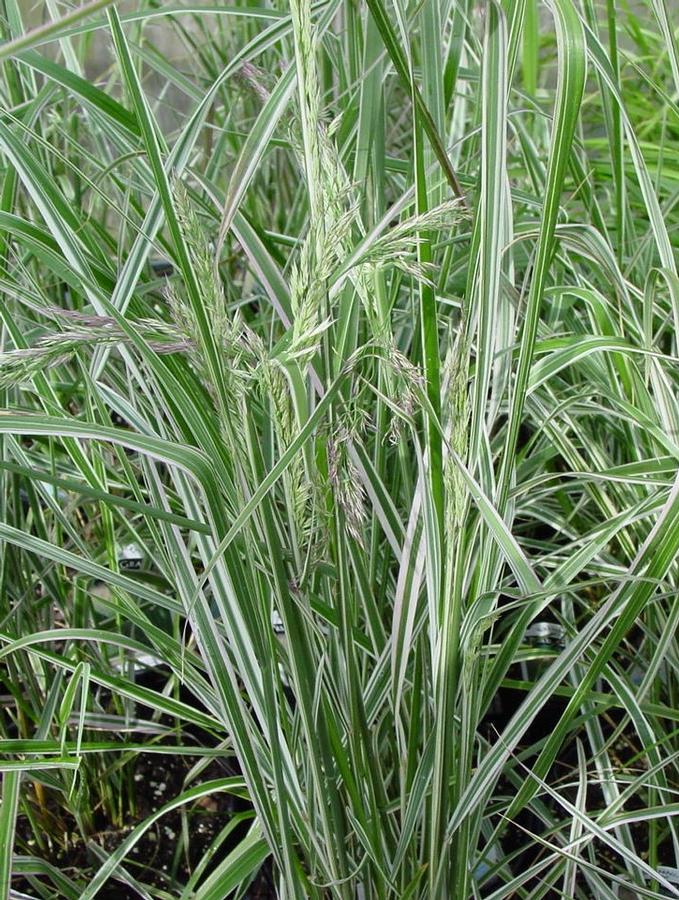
xmin=0 ymin=0 xmax=678 ymax=897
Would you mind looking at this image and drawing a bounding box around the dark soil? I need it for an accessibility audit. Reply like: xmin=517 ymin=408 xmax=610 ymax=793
xmin=13 ymin=751 xmax=274 ymax=899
